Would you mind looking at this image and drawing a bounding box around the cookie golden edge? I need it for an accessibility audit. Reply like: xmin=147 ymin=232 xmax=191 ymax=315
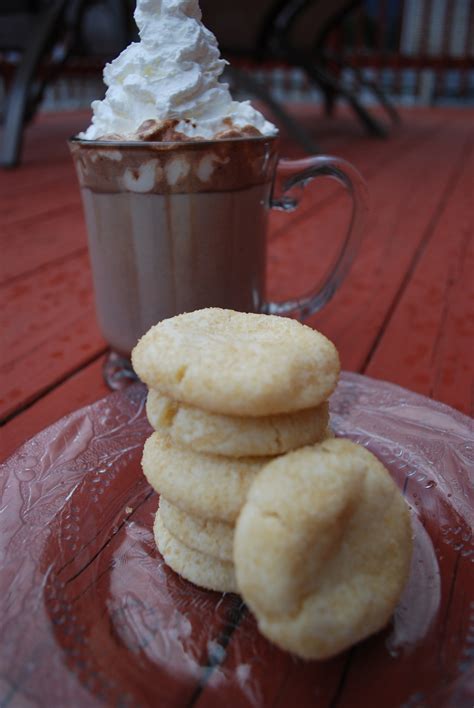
xmin=154 ymin=508 xmax=238 ymax=593
xmin=132 ymin=308 xmax=340 ymax=416
xmin=234 ymin=438 xmax=413 ymax=660
xmin=146 ymin=389 xmax=330 ymax=458
xmin=159 ymin=497 xmax=234 ymax=562
xmin=141 ymin=432 xmax=271 ymax=523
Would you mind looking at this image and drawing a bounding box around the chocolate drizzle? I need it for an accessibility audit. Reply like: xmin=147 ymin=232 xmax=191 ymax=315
xmin=70 ymin=135 xmax=279 ymax=195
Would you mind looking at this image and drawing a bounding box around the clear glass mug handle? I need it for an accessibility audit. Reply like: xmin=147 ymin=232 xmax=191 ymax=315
xmin=263 ymin=156 xmax=368 ymax=319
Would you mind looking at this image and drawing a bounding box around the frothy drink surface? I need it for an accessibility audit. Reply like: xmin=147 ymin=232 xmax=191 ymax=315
xmin=82 ymin=184 xmax=271 ymax=354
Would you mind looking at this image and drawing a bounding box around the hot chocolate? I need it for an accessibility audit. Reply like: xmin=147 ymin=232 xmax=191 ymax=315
xmin=72 ymin=0 xmax=278 ymax=354
xmin=71 ymin=0 xmax=367 ymax=360
xmin=71 ymin=136 xmax=277 ymax=354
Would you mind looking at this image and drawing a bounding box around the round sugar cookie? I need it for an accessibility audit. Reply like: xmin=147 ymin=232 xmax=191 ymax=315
xmin=159 ymin=497 xmax=234 ymax=562
xmin=154 ymin=509 xmax=237 ymax=593
xmin=132 ymin=308 xmax=340 ymax=416
xmin=234 ymin=438 xmax=413 ymax=660
xmin=142 ymin=432 xmax=271 ymax=523
xmin=146 ymin=389 xmax=330 ymax=458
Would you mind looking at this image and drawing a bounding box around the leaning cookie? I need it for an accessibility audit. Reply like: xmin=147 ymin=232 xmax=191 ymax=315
xmin=154 ymin=509 xmax=237 ymax=593
xmin=159 ymin=497 xmax=234 ymax=562
xmin=142 ymin=432 xmax=272 ymax=523
xmin=132 ymin=308 xmax=340 ymax=416
xmin=234 ymin=439 xmax=413 ymax=660
xmin=146 ymin=390 xmax=330 ymax=458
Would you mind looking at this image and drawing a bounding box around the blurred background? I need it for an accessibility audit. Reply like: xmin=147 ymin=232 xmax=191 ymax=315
xmin=0 ymin=0 xmax=473 ymax=165
xmin=1 ymin=0 xmax=473 ymax=449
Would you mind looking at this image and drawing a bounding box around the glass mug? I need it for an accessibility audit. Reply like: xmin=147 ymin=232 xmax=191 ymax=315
xmin=69 ymin=136 xmax=367 ymax=385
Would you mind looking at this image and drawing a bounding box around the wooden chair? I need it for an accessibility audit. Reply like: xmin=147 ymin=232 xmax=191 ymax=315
xmin=1 ymin=1 xmax=71 ymax=167
xmin=257 ymin=0 xmax=399 ymax=135
xmin=0 ymin=0 xmax=130 ymax=167
xmin=330 ymin=0 xmax=474 ymax=106
xmin=207 ymin=0 xmax=472 ymax=138
xmin=202 ymin=0 xmax=398 ymax=145
xmin=198 ymin=0 xmax=315 ymax=152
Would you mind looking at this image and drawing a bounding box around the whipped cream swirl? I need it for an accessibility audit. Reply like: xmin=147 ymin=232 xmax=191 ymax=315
xmin=80 ymin=0 xmax=277 ymax=140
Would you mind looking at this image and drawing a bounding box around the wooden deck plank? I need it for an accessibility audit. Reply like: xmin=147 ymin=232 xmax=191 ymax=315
xmin=0 ymin=252 xmax=106 ymax=420
xmin=0 ymin=163 xmax=76 ymax=208
xmin=15 ymin=109 xmax=91 ymax=166
xmin=269 ymin=107 xmax=451 ymax=238
xmin=2 ymin=108 xmax=473 ymax=454
xmin=267 ymin=114 xmax=472 ymax=404
xmin=0 ymin=107 xmax=472 ymax=705
xmin=366 ymin=141 xmax=474 ymax=414
xmin=267 ymin=110 xmax=449 ymax=300
xmin=1 ymin=205 xmax=86 ymax=285
xmin=0 ymin=356 xmax=109 ymax=461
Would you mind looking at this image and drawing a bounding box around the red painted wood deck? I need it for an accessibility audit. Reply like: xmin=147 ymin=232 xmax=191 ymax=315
xmin=0 ymin=106 xmax=473 ymax=707
xmin=1 ymin=106 xmax=472 ymax=461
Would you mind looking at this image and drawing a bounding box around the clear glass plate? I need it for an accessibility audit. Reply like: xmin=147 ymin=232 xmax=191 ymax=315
xmin=1 ymin=372 xmax=473 ymax=708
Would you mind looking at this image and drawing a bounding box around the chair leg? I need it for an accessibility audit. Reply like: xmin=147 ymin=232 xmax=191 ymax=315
xmin=323 ymin=86 xmax=336 ymax=116
xmin=352 ymin=67 xmax=401 ymax=126
xmin=294 ymin=52 xmax=389 ymax=138
xmin=229 ymin=67 xmax=321 ymax=154
xmin=0 ymin=0 xmax=68 ymax=168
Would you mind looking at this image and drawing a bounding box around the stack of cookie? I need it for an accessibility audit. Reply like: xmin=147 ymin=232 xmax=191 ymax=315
xmin=133 ymin=308 xmax=413 ymax=661
xmin=132 ymin=308 xmax=340 ymax=594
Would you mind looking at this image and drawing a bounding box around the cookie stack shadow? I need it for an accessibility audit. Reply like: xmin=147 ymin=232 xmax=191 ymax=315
xmin=133 ymin=308 xmax=340 ymax=594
